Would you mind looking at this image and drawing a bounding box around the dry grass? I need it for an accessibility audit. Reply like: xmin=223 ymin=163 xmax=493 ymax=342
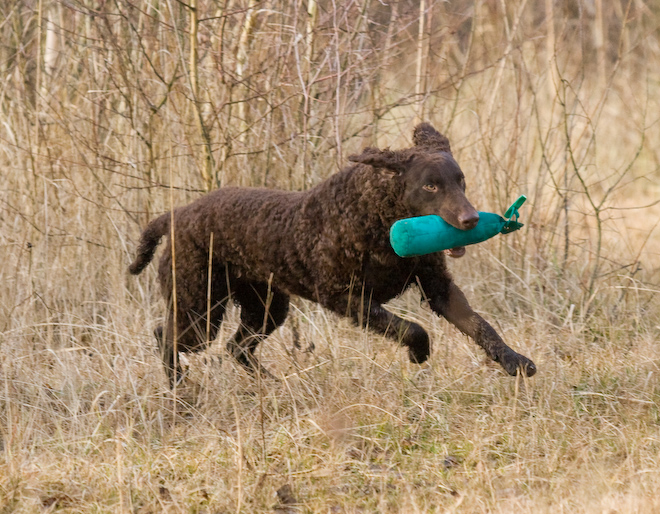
xmin=2 ymin=0 xmax=660 ymax=512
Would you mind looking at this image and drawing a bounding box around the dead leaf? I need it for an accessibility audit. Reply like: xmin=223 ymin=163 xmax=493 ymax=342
xmin=276 ymin=484 xmax=298 ymax=505
xmin=41 ymin=493 xmax=73 ymax=509
xmin=158 ymin=486 xmax=172 ymax=502
xmin=274 ymin=484 xmax=300 ymax=513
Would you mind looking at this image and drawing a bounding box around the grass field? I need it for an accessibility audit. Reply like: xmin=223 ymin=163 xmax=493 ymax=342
xmin=2 ymin=1 xmax=660 ymax=512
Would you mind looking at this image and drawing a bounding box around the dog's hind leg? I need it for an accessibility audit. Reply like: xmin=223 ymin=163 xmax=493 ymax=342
xmin=156 ymin=299 xmax=227 ymax=387
xmin=154 ymin=317 xmax=182 ymax=388
xmin=156 ymin=249 xmax=229 ymax=387
xmin=226 ymin=282 xmax=290 ymax=378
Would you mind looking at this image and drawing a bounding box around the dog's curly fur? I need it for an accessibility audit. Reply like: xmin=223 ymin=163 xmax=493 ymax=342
xmin=130 ymin=123 xmax=536 ymax=386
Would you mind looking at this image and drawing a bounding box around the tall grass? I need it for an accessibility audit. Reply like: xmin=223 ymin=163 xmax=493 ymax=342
xmin=1 ymin=0 xmax=660 ymax=512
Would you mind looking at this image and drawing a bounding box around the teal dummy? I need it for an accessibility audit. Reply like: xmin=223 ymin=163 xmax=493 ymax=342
xmin=390 ymin=195 xmax=527 ymax=258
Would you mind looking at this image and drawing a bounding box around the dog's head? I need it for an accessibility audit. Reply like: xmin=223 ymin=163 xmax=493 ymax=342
xmin=349 ymin=123 xmax=479 ymax=238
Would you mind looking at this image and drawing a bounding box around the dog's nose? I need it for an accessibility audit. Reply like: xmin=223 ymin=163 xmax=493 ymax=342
xmin=458 ymin=211 xmax=479 ymax=230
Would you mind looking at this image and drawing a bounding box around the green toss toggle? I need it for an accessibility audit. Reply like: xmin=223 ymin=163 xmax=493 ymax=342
xmin=389 ymin=195 xmax=527 ymax=258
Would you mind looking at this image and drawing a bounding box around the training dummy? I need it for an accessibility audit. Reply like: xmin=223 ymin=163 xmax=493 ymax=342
xmin=390 ymin=195 xmax=527 ymax=258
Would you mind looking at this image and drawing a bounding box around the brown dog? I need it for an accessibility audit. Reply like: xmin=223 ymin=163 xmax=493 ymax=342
xmin=130 ymin=123 xmax=536 ymax=386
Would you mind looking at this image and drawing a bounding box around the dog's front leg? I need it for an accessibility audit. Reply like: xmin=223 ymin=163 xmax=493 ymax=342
xmin=429 ymin=282 xmax=536 ymax=377
xmin=323 ymin=295 xmax=431 ymax=364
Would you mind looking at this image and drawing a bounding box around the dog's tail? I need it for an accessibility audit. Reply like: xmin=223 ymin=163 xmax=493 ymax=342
xmin=128 ymin=213 xmax=171 ymax=275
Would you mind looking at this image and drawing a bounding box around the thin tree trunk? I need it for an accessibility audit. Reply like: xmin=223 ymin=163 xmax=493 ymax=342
xmin=594 ymin=0 xmax=606 ymax=87
xmin=35 ymin=0 xmax=43 ymax=149
xmin=545 ymin=0 xmax=557 ymax=99
xmin=305 ymin=0 xmax=318 ymax=68
xmin=236 ymin=0 xmax=258 ymax=150
xmin=415 ymin=0 xmax=427 ymax=122
xmin=301 ymin=0 xmax=318 ymax=187
xmin=43 ymin=1 xmax=57 ymax=80
xmin=190 ymin=0 xmax=215 ymax=191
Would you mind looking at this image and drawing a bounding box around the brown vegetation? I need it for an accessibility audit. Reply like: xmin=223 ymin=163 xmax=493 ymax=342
xmin=1 ymin=0 xmax=660 ymax=512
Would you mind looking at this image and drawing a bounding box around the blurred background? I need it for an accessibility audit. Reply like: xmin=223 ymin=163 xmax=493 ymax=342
xmin=2 ymin=0 xmax=658 ymax=332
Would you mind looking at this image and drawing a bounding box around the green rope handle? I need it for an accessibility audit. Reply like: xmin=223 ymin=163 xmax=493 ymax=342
xmin=501 ymin=194 xmax=526 ymax=234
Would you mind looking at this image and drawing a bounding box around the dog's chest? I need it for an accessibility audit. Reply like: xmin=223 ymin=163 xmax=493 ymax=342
xmin=360 ymin=251 xmax=418 ymax=299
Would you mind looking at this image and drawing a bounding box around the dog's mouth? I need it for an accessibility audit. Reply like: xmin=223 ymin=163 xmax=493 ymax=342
xmin=445 ymin=246 xmax=466 ymax=258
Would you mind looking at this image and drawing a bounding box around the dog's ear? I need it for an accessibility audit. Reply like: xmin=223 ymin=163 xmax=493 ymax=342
xmin=413 ymin=123 xmax=452 ymax=154
xmin=348 ymin=148 xmax=410 ymax=174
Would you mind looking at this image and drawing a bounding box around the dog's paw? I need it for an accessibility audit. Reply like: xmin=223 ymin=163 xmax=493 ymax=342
xmin=404 ymin=324 xmax=430 ymax=364
xmin=499 ymin=351 xmax=536 ymax=377
xmin=408 ymin=344 xmax=430 ymax=364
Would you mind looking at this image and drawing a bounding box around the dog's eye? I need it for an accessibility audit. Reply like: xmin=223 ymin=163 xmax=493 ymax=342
xmin=423 ymin=184 xmax=438 ymax=193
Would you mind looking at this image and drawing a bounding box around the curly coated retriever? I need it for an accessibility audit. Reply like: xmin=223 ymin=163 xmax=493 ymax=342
xmin=129 ymin=123 xmax=536 ymax=386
